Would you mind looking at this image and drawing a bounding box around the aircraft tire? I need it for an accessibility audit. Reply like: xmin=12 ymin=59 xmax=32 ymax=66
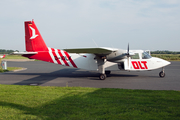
xmin=99 ymin=74 xmax=106 ymax=80
xmin=159 ymin=71 xmax=165 ymax=78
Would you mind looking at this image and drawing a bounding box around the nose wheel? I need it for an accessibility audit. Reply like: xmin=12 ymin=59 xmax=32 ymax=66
xmin=159 ymin=67 xmax=165 ymax=78
xmin=159 ymin=71 xmax=165 ymax=78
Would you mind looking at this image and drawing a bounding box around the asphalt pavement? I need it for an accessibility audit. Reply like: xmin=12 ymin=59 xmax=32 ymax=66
xmin=0 ymin=61 xmax=180 ymax=90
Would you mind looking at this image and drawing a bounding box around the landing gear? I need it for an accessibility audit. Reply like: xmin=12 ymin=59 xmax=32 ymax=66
xmin=159 ymin=67 xmax=165 ymax=78
xmin=99 ymin=71 xmax=110 ymax=80
xmin=99 ymin=74 xmax=106 ymax=80
xmin=159 ymin=71 xmax=165 ymax=78
xmin=97 ymin=56 xmax=107 ymax=80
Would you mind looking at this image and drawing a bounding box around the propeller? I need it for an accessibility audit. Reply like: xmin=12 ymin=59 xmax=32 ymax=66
xmin=124 ymin=43 xmax=135 ymax=70
xmin=127 ymin=43 xmax=129 ymax=56
xmin=126 ymin=43 xmax=131 ymax=70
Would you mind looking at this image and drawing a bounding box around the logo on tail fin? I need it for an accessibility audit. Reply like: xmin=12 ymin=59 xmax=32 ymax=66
xmin=29 ymin=26 xmax=38 ymax=39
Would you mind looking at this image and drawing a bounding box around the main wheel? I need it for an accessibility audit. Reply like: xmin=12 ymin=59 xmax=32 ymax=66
xmin=159 ymin=71 xmax=165 ymax=78
xmin=99 ymin=74 xmax=106 ymax=80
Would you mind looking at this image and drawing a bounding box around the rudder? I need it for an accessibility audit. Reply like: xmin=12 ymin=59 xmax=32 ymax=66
xmin=25 ymin=20 xmax=48 ymax=52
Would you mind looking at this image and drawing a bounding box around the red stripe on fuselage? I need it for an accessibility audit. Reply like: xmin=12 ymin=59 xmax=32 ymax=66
xmin=58 ymin=49 xmax=69 ymax=66
xmin=64 ymin=51 xmax=77 ymax=68
xmin=51 ymin=48 xmax=62 ymax=65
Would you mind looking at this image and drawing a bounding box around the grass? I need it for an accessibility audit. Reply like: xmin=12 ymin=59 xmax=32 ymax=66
xmin=151 ymin=54 xmax=180 ymax=61
xmin=0 ymin=85 xmax=179 ymax=120
xmin=0 ymin=67 xmax=23 ymax=73
xmin=2 ymin=55 xmax=28 ymax=59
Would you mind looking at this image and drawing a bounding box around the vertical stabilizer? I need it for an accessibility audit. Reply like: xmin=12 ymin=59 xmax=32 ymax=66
xmin=22 ymin=20 xmax=79 ymax=69
xmin=25 ymin=20 xmax=48 ymax=52
xmin=0 ymin=55 xmax=5 ymax=58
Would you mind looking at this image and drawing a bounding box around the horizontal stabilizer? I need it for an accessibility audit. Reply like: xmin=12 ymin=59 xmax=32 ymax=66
xmin=64 ymin=47 xmax=117 ymax=55
xmin=11 ymin=52 xmax=38 ymax=55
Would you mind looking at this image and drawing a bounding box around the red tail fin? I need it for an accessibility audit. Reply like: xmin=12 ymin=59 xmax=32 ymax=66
xmin=1 ymin=55 xmax=5 ymax=58
xmin=25 ymin=20 xmax=48 ymax=52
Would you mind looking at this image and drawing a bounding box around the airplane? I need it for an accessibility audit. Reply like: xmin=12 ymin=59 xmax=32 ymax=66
xmin=13 ymin=20 xmax=171 ymax=80
xmin=0 ymin=55 xmax=5 ymax=59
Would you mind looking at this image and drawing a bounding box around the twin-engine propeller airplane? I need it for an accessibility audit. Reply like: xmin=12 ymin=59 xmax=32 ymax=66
xmin=13 ymin=20 xmax=171 ymax=80
xmin=0 ymin=55 xmax=5 ymax=59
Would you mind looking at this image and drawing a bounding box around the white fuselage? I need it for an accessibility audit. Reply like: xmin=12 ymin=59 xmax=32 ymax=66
xmin=64 ymin=49 xmax=170 ymax=72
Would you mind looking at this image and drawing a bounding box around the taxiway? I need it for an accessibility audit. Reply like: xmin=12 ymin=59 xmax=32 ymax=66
xmin=0 ymin=61 xmax=180 ymax=90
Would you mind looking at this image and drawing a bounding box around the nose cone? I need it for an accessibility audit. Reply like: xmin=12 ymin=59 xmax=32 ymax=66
xmin=153 ymin=57 xmax=171 ymax=67
xmin=161 ymin=59 xmax=171 ymax=67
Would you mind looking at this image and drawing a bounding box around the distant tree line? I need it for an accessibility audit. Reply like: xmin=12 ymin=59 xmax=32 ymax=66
xmin=0 ymin=49 xmax=180 ymax=54
xmin=151 ymin=50 xmax=180 ymax=54
xmin=0 ymin=49 xmax=19 ymax=54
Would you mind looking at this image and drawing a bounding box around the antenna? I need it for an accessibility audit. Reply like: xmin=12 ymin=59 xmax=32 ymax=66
xmin=92 ymin=39 xmax=98 ymax=47
xmin=111 ymin=44 xmax=115 ymax=48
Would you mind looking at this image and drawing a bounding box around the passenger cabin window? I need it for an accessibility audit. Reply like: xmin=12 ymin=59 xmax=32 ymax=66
xmin=142 ymin=52 xmax=152 ymax=59
xmin=131 ymin=53 xmax=139 ymax=59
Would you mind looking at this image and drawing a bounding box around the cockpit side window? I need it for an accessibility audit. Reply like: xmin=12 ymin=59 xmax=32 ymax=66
xmin=131 ymin=53 xmax=139 ymax=59
xmin=142 ymin=52 xmax=152 ymax=59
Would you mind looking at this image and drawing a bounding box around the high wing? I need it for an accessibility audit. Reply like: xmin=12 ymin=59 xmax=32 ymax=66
xmin=65 ymin=47 xmax=118 ymax=80
xmin=64 ymin=47 xmax=118 ymax=55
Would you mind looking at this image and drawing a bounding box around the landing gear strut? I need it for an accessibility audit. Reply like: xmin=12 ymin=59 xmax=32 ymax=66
xmin=159 ymin=67 xmax=165 ymax=78
xmin=97 ymin=56 xmax=107 ymax=80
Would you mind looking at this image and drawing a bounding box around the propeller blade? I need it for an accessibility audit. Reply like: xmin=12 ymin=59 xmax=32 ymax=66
xmin=126 ymin=43 xmax=130 ymax=56
xmin=128 ymin=57 xmax=130 ymax=69
xmin=127 ymin=43 xmax=129 ymax=55
xmin=127 ymin=43 xmax=131 ymax=69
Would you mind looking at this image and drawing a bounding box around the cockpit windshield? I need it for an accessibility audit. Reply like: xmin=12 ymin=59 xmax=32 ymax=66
xmin=142 ymin=51 xmax=152 ymax=59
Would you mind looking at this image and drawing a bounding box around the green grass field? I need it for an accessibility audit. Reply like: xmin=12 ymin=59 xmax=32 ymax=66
xmin=2 ymin=55 xmax=28 ymax=59
xmin=151 ymin=54 xmax=180 ymax=61
xmin=0 ymin=85 xmax=179 ymax=120
xmin=0 ymin=67 xmax=23 ymax=73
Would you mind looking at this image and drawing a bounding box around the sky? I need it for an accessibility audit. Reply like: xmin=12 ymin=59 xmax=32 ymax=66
xmin=0 ymin=0 xmax=180 ymax=51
